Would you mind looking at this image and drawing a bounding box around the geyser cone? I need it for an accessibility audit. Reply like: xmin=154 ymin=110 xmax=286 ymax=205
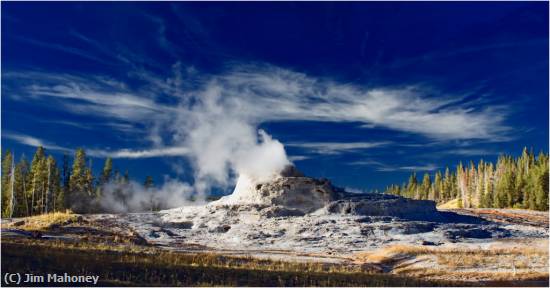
xmin=215 ymin=165 xmax=336 ymax=213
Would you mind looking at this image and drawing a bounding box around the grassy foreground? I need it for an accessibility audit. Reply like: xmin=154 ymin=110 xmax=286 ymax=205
xmin=354 ymin=242 xmax=549 ymax=286
xmin=6 ymin=210 xmax=78 ymax=230
xmin=2 ymin=238 xmax=453 ymax=287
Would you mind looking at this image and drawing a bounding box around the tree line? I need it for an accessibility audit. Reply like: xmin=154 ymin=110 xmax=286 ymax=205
xmin=1 ymin=147 xmax=156 ymax=218
xmin=384 ymin=148 xmax=549 ymax=211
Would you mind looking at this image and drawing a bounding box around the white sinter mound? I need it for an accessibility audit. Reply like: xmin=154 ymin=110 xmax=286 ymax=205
xmin=119 ymin=166 xmax=548 ymax=257
xmin=215 ymin=166 xmax=335 ymax=214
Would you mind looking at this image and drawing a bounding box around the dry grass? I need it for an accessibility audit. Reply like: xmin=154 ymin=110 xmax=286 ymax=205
xmin=355 ymin=241 xmax=549 ymax=283
xmin=437 ymin=198 xmax=461 ymax=209
xmin=356 ymin=242 xmax=548 ymax=262
xmin=2 ymin=237 xmax=366 ymax=274
xmin=395 ymin=266 xmax=548 ymax=282
xmin=4 ymin=210 xmax=78 ymax=231
xmin=435 ymin=253 xmax=547 ymax=270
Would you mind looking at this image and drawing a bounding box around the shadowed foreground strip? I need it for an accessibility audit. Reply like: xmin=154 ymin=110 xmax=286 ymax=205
xmin=2 ymin=239 xmax=455 ymax=287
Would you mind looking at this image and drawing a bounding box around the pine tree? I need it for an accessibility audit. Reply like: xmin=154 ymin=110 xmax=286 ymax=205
xmin=420 ymin=173 xmax=431 ymax=200
xmin=44 ymin=156 xmax=62 ymax=212
xmin=53 ymin=162 xmax=64 ymax=212
xmin=532 ymin=152 xmax=549 ymax=211
xmin=406 ymin=172 xmax=417 ymax=199
xmin=95 ymin=157 xmax=113 ymax=204
xmin=28 ymin=147 xmax=46 ymax=215
xmin=513 ymin=148 xmax=529 ymax=207
xmin=69 ymin=148 xmax=88 ymax=213
xmin=466 ymin=161 xmax=476 ymax=208
xmin=100 ymin=158 xmax=113 ymax=185
xmin=44 ymin=156 xmax=53 ymax=213
xmin=13 ymin=155 xmax=30 ymax=217
xmin=457 ymin=162 xmax=467 ymax=208
xmin=433 ymin=171 xmax=442 ymax=202
xmin=1 ymin=150 xmax=14 ymax=217
xmin=442 ymin=167 xmax=452 ymax=202
xmin=62 ymin=153 xmax=71 ymax=209
xmin=481 ymin=163 xmax=494 ymax=208
xmin=474 ymin=160 xmax=484 ymax=208
xmin=85 ymin=168 xmax=94 ymax=198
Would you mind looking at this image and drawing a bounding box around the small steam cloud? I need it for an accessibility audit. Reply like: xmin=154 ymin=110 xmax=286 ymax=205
xmin=98 ymin=178 xmax=197 ymax=213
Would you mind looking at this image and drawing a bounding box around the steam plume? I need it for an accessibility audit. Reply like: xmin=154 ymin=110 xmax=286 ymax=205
xmin=168 ymin=81 xmax=291 ymax=194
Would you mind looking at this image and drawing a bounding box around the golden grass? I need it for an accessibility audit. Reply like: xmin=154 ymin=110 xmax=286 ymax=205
xmin=4 ymin=210 xmax=78 ymax=231
xmin=394 ymin=267 xmax=548 ymax=282
xmin=435 ymin=253 xmax=547 ymax=270
xmin=437 ymin=198 xmax=460 ymax=209
xmin=355 ymin=241 xmax=549 ymax=283
xmin=356 ymin=242 xmax=548 ymax=263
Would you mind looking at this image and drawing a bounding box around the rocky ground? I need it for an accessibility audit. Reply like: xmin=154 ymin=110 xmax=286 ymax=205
xmin=113 ymin=205 xmax=547 ymax=258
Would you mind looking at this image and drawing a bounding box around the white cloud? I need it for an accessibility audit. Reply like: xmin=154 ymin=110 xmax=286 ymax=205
xmin=3 ymin=132 xmax=72 ymax=153
xmin=443 ymin=148 xmax=498 ymax=156
xmin=202 ymin=65 xmax=511 ymax=141
xmin=349 ymin=159 xmax=438 ymax=172
xmin=288 ymin=155 xmax=310 ymax=162
xmin=287 ymin=141 xmax=390 ymax=155
xmin=5 ymin=64 xmax=511 ymax=142
xmin=382 ymin=164 xmax=439 ymax=172
xmin=87 ymin=147 xmax=189 ymax=159
xmin=3 ymin=131 xmax=188 ymax=159
xmin=4 ymin=72 xmax=174 ymax=123
xmin=348 ymin=159 xmax=386 ymax=166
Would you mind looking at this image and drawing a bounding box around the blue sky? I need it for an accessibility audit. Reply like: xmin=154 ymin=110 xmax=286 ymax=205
xmin=2 ymin=2 xmax=548 ymax=193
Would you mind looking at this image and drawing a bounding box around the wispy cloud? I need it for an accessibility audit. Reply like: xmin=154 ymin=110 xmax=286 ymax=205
xmin=5 ymin=62 xmax=512 ymax=143
xmin=14 ymin=36 xmax=114 ymax=65
xmin=443 ymin=148 xmax=498 ymax=156
xmin=4 ymin=71 xmax=174 ymax=123
xmin=288 ymin=155 xmax=310 ymax=162
xmin=87 ymin=147 xmax=189 ymax=159
xmin=204 ymin=64 xmax=512 ymax=141
xmin=382 ymin=164 xmax=439 ymax=172
xmin=287 ymin=141 xmax=390 ymax=155
xmin=3 ymin=132 xmax=188 ymax=159
xmin=144 ymin=14 xmax=180 ymax=59
xmin=3 ymin=132 xmax=72 ymax=153
xmin=349 ymin=159 xmax=438 ymax=172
